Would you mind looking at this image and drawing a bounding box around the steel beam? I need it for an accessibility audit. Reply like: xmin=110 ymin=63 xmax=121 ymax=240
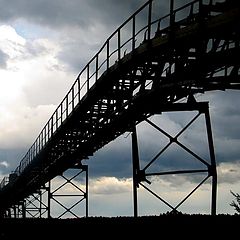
xmin=132 ymin=126 xmax=140 ymax=217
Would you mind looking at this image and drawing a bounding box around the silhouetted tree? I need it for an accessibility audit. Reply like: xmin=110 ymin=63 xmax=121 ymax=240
xmin=230 ymin=190 xmax=240 ymax=214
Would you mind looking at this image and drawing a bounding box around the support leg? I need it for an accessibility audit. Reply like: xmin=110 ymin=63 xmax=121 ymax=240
xmin=132 ymin=126 xmax=140 ymax=217
xmin=205 ymin=108 xmax=217 ymax=216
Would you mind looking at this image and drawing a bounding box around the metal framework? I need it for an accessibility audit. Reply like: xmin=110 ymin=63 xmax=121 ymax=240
xmin=2 ymin=164 xmax=88 ymax=218
xmin=24 ymin=187 xmax=49 ymax=218
xmin=48 ymin=164 xmax=88 ymax=219
xmin=132 ymin=101 xmax=217 ymax=216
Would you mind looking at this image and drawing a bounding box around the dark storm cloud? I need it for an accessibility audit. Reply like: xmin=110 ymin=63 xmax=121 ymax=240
xmin=0 ymin=148 xmax=26 ymax=175
xmin=0 ymin=0 xmax=170 ymax=72
xmin=0 ymin=49 xmax=8 ymax=68
xmin=0 ymin=0 xmax=201 ymax=29
xmin=0 ymin=0 xmax=146 ymax=29
xmin=0 ymin=0 xmax=149 ymax=73
xmin=86 ymin=134 xmax=133 ymax=179
xmin=197 ymin=91 xmax=240 ymax=163
xmin=57 ymin=34 xmax=103 ymax=73
xmin=54 ymin=0 xmax=170 ymax=72
xmin=209 ymin=91 xmax=240 ymax=140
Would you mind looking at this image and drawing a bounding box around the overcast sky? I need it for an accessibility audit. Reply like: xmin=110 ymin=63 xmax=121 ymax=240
xmin=0 ymin=0 xmax=239 ymax=218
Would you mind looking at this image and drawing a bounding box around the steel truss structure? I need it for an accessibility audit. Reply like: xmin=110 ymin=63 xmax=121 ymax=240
xmin=131 ymin=101 xmax=217 ymax=216
xmin=0 ymin=0 xmax=239 ymax=217
xmin=24 ymin=187 xmax=48 ymax=218
xmin=3 ymin=164 xmax=88 ymax=219
xmin=48 ymin=164 xmax=88 ymax=219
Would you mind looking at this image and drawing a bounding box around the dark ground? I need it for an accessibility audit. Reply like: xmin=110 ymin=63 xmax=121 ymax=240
xmin=0 ymin=214 xmax=239 ymax=239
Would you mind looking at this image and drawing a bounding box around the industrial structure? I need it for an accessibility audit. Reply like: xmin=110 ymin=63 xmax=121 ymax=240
xmin=0 ymin=0 xmax=239 ymax=218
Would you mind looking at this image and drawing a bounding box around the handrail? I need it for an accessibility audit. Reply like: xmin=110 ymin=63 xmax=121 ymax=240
xmin=0 ymin=0 xmax=218 ymax=189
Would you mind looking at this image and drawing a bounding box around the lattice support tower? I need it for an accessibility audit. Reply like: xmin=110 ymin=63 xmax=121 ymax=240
xmin=131 ymin=100 xmax=217 ymax=216
xmin=47 ymin=163 xmax=88 ymax=219
xmin=22 ymin=186 xmax=49 ymax=218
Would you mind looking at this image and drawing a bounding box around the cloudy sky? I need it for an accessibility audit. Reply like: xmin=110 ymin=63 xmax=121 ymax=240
xmin=0 ymin=0 xmax=239 ymax=218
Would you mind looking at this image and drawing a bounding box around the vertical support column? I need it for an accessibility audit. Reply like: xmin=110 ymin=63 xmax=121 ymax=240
xmin=22 ymin=201 xmax=26 ymax=218
xmin=39 ymin=190 xmax=42 ymax=218
xmin=132 ymin=125 xmax=140 ymax=217
xmin=85 ymin=165 xmax=89 ymax=218
xmin=47 ymin=181 xmax=51 ymax=219
xmin=205 ymin=106 xmax=217 ymax=215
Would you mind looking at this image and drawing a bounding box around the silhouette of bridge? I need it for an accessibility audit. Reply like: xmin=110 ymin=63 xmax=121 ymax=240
xmin=0 ymin=0 xmax=240 ymax=218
